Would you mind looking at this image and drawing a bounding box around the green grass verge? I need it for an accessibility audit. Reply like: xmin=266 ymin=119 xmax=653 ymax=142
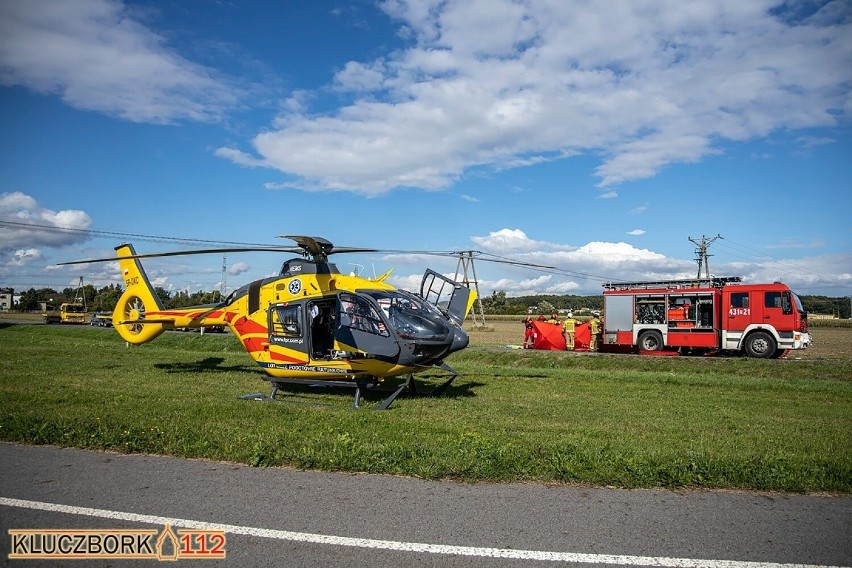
xmin=1 ymin=324 xmax=850 ymax=492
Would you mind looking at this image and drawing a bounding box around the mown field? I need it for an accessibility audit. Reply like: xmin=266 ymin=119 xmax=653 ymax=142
xmin=0 ymin=318 xmax=849 ymax=493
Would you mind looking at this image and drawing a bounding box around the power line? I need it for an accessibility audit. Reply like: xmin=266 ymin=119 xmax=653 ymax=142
xmin=716 ymin=237 xmax=841 ymax=281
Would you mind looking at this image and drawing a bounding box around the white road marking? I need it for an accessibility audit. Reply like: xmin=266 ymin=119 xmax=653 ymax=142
xmin=1 ymin=497 xmax=844 ymax=567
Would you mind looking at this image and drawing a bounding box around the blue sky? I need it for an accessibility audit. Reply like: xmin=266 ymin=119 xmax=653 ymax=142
xmin=1 ymin=0 xmax=850 ymax=299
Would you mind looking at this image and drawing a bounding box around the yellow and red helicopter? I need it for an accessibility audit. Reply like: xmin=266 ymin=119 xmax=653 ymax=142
xmin=62 ymin=236 xmax=480 ymax=409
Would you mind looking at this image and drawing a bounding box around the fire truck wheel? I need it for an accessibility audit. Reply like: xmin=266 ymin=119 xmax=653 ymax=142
xmin=638 ymin=330 xmax=663 ymax=351
xmin=744 ymin=331 xmax=776 ymax=358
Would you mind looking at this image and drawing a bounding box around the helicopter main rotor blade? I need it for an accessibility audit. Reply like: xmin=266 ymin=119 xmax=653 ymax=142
xmin=58 ymin=246 xmax=302 ymax=266
xmin=327 ymin=247 xmax=383 ymax=254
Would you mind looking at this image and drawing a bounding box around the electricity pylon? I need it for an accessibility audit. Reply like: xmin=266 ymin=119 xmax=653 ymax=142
xmin=453 ymin=251 xmax=487 ymax=327
xmin=688 ymin=234 xmax=721 ymax=279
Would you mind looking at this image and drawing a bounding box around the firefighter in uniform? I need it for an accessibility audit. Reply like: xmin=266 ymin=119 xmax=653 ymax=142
xmin=589 ymin=313 xmax=602 ymax=351
xmin=562 ymin=313 xmax=577 ymax=350
xmin=522 ymin=316 xmax=535 ymax=348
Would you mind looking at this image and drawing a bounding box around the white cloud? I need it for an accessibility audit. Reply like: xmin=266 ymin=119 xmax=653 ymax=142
xmin=596 ymin=191 xmax=618 ymax=199
xmin=595 ymin=134 xmax=717 ymax=187
xmin=334 ymin=61 xmax=387 ymax=92
xmin=457 ymin=229 xmax=693 ymax=294
xmin=566 ymin=241 xmax=668 ymax=264
xmin=0 ymin=192 xmax=92 ymax=252
xmin=796 ymin=135 xmax=836 ymax=148
xmin=471 ymin=228 xmax=564 ymax=254
xmin=0 ymin=0 xmax=241 ymax=123
xmin=228 ymin=262 xmax=250 ymax=276
xmin=6 ymin=248 xmax=42 ymax=267
xmin=216 ymin=0 xmax=851 ymax=194
xmin=627 ymin=229 xmax=646 ymax=236
xmin=765 ymin=237 xmax=827 ymax=250
xmin=719 ymin=253 xmax=852 ymax=295
xmin=214 ymin=147 xmax=266 ymax=168
xmin=483 ymin=274 xmax=582 ymax=296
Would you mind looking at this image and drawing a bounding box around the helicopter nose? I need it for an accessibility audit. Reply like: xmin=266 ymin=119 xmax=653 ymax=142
xmin=448 ymin=326 xmax=470 ymax=354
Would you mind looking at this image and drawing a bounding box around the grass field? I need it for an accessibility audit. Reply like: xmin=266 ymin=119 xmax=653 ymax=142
xmin=1 ymin=318 xmax=850 ymax=492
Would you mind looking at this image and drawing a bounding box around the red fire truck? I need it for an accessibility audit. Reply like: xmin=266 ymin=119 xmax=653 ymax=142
xmin=601 ymin=277 xmax=811 ymax=358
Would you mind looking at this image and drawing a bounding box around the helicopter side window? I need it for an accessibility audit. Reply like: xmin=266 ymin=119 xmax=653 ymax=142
xmin=270 ymin=304 xmax=302 ymax=337
xmin=338 ymin=295 xmax=389 ymax=337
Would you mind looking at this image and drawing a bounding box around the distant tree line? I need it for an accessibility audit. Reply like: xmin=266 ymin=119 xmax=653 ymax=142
xmin=479 ymin=290 xmax=850 ymax=318
xmin=802 ymin=295 xmax=852 ymax=318
xmin=479 ymin=291 xmax=604 ymax=315
xmin=7 ymin=285 xmax=850 ymax=319
xmin=11 ymin=285 xmax=225 ymax=312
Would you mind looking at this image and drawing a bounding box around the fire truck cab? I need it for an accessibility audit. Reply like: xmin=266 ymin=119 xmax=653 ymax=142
xmin=601 ymin=277 xmax=811 ymax=358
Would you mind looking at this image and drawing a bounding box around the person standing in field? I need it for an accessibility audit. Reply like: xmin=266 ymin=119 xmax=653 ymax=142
xmin=562 ymin=312 xmax=577 ymax=350
xmin=522 ymin=316 xmax=535 ymax=348
xmin=589 ymin=313 xmax=602 ymax=351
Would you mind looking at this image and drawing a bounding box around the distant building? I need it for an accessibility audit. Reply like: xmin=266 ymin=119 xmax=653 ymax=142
xmin=0 ymin=288 xmax=13 ymax=310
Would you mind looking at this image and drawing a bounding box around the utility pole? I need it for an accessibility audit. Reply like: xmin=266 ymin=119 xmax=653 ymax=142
xmin=220 ymin=255 xmax=227 ymax=301
xmin=688 ymin=234 xmax=721 ymax=279
xmin=453 ymin=251 xmax=487 ymax=327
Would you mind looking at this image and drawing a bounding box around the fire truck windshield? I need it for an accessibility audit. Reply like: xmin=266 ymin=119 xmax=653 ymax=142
xmin=791 ymin=292 xmax=805 ymax=314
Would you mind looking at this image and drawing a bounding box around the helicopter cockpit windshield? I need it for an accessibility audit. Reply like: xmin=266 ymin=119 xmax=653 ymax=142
xmin=367 ymin=290 xmax=451 ymax=342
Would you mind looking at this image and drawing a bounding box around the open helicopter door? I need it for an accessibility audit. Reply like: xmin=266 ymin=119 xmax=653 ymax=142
xmin=420 ymin=269 xmax=473 ymax=325
xmin=334 ymin=292 xmax=400 ymax=357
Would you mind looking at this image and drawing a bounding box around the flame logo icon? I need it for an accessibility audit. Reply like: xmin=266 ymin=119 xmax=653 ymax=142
xmin=156 ymin=524 xmax=179 ymax=562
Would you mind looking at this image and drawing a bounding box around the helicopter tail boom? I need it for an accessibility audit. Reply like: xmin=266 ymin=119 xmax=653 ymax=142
xmin=112 ymin=243 xmax=167 ymax=345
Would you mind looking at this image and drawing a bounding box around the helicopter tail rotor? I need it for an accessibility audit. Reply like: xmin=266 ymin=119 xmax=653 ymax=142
xmin=112 ymin=243 xmax=167 ymax=345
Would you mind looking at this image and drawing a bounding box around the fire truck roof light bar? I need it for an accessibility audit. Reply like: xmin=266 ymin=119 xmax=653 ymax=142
xmin=602 ymin=276 xmax=743 ymax=291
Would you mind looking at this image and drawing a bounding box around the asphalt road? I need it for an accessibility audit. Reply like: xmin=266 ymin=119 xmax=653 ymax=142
xmin=0 ymin=443 xmax=849 ymax=567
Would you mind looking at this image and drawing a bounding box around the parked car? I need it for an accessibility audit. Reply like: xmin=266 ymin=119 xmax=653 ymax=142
xmin=90 ymin=313 xmax=113 ymax=327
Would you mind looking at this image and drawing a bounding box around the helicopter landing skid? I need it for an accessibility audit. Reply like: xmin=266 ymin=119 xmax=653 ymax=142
xmin=240 ymin=362 xmax=459 ymax=410
xmin=401 ymin=362 xmax=458 ymax=398
xmin=240 ymin=377 xmax=405 ymax=410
